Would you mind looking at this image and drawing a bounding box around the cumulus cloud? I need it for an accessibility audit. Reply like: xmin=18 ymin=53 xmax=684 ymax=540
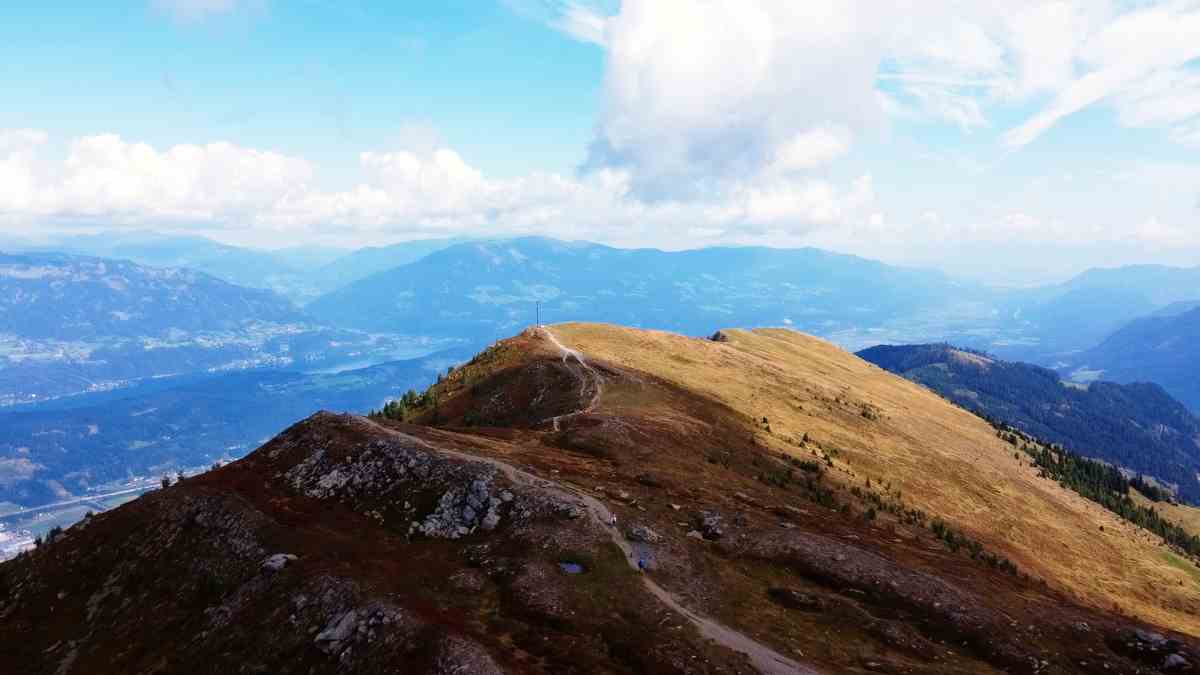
xmin=582 ymin=1 xmax=888 ymax=196
xmin=535 ymin=0 xmax=1200 ymax=171
xmin=0 ymin=130 xmax=881 ymax=248
xmin=53 ymin=135 xmax=313 ymax=223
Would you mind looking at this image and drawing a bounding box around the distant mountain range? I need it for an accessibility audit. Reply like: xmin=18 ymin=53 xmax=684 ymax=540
xmin=0 ymin=251 xmax=303 ymax=339
xmin=858 ymin=343 xmax=1200 ymax=503
xmin=989 ymin=264 xmax=1200 ymax=362
xmin=1078 ymin=306 xmax=1200 ymax=412
xmin=15 ymin=231 xmax=462 ymax=304
xmin=0 ymin=251 xmax=451 ymax=405
xmin=13 ymin=232 xmax=1200 ymax=364
xmin=306 ymin=236 xmax=980 ymax=344
xmin=309 ymin=237 xmax=467 ymax=294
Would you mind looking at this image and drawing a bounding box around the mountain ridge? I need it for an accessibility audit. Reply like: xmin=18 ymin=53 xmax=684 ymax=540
xmin=1078 ymin=306 xmax=1200 ymax=413
xmin=5 ymin=323 xmax=1200 ymax=674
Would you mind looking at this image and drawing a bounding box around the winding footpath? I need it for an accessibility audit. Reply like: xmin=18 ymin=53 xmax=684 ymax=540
xmin=362 ymin=327 xmax=816 ymax=674
xmin=539 ymin=327 xmax=604 ymax=432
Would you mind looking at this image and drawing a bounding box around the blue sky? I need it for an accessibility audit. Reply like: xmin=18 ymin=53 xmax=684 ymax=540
xmin=1 ymin=0 xmax=1199 ymax=284
xmin=0 ymin=2 xmax=602 ymax=177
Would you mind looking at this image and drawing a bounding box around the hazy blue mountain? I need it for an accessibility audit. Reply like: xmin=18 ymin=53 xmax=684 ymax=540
xmin=1150 ymin=300 xmax=1200 ymax=318
xmin=1078 ymin=306 xmax=1200 ymax=413
xmin=269 ymin=244 xmax=352 ymax=269
xmin=0 ymin=251 xmax=302 ymax=340
xmin=22 ymin=231 xmax=468 ymax=303
xmin=991 ymin=264 xmax=1200 ymax=362
xmin=0 ymin=347 xmax=472 ymax=508
xmin=858 ymin=343 xmax=1200 ymax=503
xmin=38 ymin=231 xmax=319 ymax=302
xmin=306 ymin=237 xmax=979 ymax=344
xmin=1057 ymin=264 xmax=1200 ymax=306
xmin=0 ymin=252 xmax=450 ymax=405
xmin=310 ymin=236 xmax=466 ymax=293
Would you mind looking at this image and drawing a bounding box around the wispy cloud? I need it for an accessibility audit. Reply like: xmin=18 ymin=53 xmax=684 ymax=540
xmin=151 ymin=0 xmax=258 ymax=23
xmin=505 ymin=0 xmax=613 ymax=45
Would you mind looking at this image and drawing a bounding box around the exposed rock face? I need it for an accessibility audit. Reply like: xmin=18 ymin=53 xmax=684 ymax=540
xmin=415 ymin=477 xmax=505 ymax=539
xmin=261 ymin=553 xmax=297 ymax=572
xmin=625 ymin=524 xmax=662 ymax=544
xmin=314 ymin=609 xmax=359 ymax=655
xmin=697 ymin=511 xmax=725 ymax=540
xmin=767 ymin=587 xmax=825 ymax=612
xmin=1113 ymin=628 xmax=1195 ymax=672
xmin=0 ymin=413 xmax=756 ymax=674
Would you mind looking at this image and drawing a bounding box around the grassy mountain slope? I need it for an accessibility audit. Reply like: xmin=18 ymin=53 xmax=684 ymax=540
xmin=5 ymin=323 xmax=1199 ymax=674
xmin=1080 ymin=307 xmax=1200 ymax=413
xmin=536 ymin=324 xmax=1200 ymax=634
xmin=856 ymin=343 xmax=1200 ymax=502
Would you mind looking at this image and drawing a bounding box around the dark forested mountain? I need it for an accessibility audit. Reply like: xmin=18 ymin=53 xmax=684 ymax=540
xmin=307 ymin=236 xmax=975 ymax=343
xmin=857 ymin=343 xmax=1200 ymax=503
xmin=0 ymin=346 xmax=470 ymax=508
xmin=1079 ymin=306 xmax=1200 ymax=413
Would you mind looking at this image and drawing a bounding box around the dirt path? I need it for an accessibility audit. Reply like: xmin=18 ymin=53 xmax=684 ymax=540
xmin=359 ymin=328 xmax=817 ymax=674
xmin=537 ymin=327 xmax=604 ymax=431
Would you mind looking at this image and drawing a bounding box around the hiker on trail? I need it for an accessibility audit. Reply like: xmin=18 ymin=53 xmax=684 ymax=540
xmin=637 ymin=558 xmax=646 ymax=573
xmin=610 ymin=514 xmax=617 ymax=527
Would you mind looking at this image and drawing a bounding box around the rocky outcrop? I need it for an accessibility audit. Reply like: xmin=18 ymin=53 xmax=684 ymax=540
xmin=261 ymin=553 xmax=297 ymax=572
xmin=625 ymin=524 xmax=661 ymax=544
xmin=414 ymin=478 xmax=506 ymax=539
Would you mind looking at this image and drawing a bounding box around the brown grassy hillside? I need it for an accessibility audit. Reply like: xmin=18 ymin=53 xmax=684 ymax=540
xmin=6 ymin=322 xmax=1199 ymax=675
xmin=545 ymin=323 xmax=1200 ymax=635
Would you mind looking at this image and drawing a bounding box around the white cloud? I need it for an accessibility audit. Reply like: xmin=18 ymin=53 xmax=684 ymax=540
xmin=0 ymin=130 xmax=49 ymax=214
xmin=1004 ymin=1 xmax=1200 ymax=147
xmin=0 ymin=129 xmax=48 ymax=152
xmin=151 ymin=0 xmax=249 ymax=22
xmin=770 ymin=127 xmax=852 ymax=173
xmin=555 ymin=2 xmax=609 ymax=45
xmin=583 ymin=1 xmax=888 ymax=195
xmin=533 ymin=1 xmax=1200 ymax=161
xmin=0 ymin=133 xmax=313 ymax=225
xmin=0 ymin=129 xmax=882 ymax=248
xmin=505 ymin=1 xmax=614 ymax=45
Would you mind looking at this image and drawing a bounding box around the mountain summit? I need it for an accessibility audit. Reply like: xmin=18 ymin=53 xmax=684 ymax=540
xmin=3 ymin=324 xmax=1198 ymax=674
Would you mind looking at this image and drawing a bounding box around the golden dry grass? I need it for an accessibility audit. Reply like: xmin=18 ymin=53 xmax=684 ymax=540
xmin=1131 ymin=490 xmax=1200 ymax=540
xmin=550 ymin=322 xmax=1200 ymax=635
